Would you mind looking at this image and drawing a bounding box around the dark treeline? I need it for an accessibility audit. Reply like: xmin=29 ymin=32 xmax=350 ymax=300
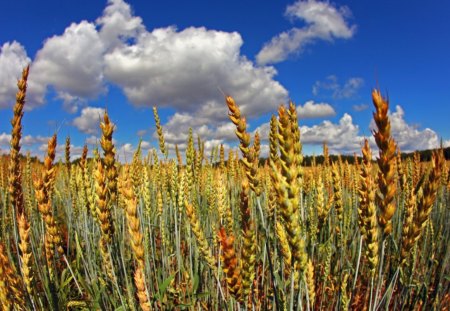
xmin=2 ymin=146 xmax=449 ymax=167
xmin=258 ymin=146 xmax=450 ymax=167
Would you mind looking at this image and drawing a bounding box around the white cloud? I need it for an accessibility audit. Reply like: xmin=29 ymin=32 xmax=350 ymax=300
xmin=72 ymin=107 xmax=107 ymax=135
xmin=104 ymin=26 xmax=287 ymax=120
xmin=3 ymin=0 xmax=146 ymax=111
xmin=0 ymin=132 xmax=12 ymax=145
xmin=96 ymin=0 xmax=145 ymax=49
xmin=371 ymin=105 xmax=444 ymax=152
xmin=313 ymin=75 xmax=363 ymax=99
xmin=1 ymin=0 xmax=288 ymax=123
xmin=22 ymin=135 xmax=51 ymax=146
xmin=253 ymin=103 xmax=448 ymax=155
xmin=29 ymin=21 xmax=106 ymax=108
xmin=137 ymin=129 xmax=147 ymax=137
xmin=85 ymin=135 xmax=100 ymax=145
xmin=57 ymin=92 xmax=87 ymax=114
xmin=0 ymin=132 xmax=76 ymax=160
xmin=297 ymin=101 xmax=336 ymax=119
xmin=215 ymin=123 xmax=238 ymax=141
xmin=117 ymin=143 xmax=135 ymax=162
xmin=34 ymin=141 xmax=87 ymax=161
xmin=253 ymin=113 xmax=364 ymax=154
xmin=0 ymin=132 xmax=51 ymax=147
xmin=0 ymin=41 xmax=31 ymax=108
xmin=301 ymin=113 xmax=363 ymax=152
xmin=257 ymin=0 xmax=356 ymax=65
xmin=353 ymin=104 xmax=369 ymax=112
xmin=140 ymin=140 xmax=151 ymax=150
xmin=158 ymin=110 xmax=251 ymax=150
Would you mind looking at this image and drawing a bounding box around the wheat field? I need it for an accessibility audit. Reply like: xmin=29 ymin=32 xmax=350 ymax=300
xmin=1 ymin=66 xmax=449 ymax=310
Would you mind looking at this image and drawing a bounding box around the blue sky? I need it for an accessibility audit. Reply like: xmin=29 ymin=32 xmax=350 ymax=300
xmin=0 ymin=0 xmax=449 ymax=160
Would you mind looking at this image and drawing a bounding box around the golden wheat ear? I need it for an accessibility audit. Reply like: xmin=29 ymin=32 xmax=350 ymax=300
xmin=358 ymin=139 xmax=379 ymax=275
xmin=372 ymin=89 xmax=397 ymax=236
xmin=218 ymin=227 xmax=243 ymax=302
xmin=9 ymin=65 xmax=29 ymax=217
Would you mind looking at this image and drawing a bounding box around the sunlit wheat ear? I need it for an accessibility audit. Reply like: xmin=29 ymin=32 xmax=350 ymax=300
xmin=305 ymin=259 xmax=315 ymax=308
xmin=218 ymin=227 xmax=242 ymax=302
xmin=142 ymin=167 xmax=152 ymax=216
xmin=9 ymin=65 xmax=29 ymax=217
xmin=35 ymin=134 xmax=63 ymax=278
xmin=120 ymin=168 xmax=145 ymax=269
xmin=184 ymin=200 xmax=217 ymax=271
xmin=317 ymin=174 xmax=332 ymax=230
xmin=396 ymin=148 xmax=407 ymax=191
xmin=80 ymin=145 xmax=95 ymax=217
xmin=239 ymin=179 xmax=256 ymax=299
xmin=214 ymin=171 xmax=226 ymax=221
xmin=414 ymin=149 xmax=444 ymax=233
xmin=131 ymin=141 xmax=143 ymax=197
xmin=95 ymin=158 xmax=114 ymax=242
xmin=0 ymin=243 xmax=25 ymax=308
xmin=271 ymin=105 xmax=307 ymax=275
xmin=98 ymin=237 xmax=115 ymax=283
xmin=332 ymin=163 xmax=343 ymax=222
xmin=153 ymin=106 xmax=167 ymax=158
xmin=175 ymin=144 xmax=183 ymax=169
xmin=225 ymin=95 xmax=260 ymax=195
xmin=288 ymin=101 xmax=303 ymax=180
xmin=18 ymin=213 xmax=34 ymax=295
xmin=400 ymin=174 xmax=416 ymax=266
xmin=100 ymin=110 xmax=118 ymax=203
xmin=7 ymin=65 xmax=35 ymax=298
xmin=340 ymin=273 xmax=350 ymax=309
xmin=401 ymin=149 xmax=444 ymax=265
xmin=358 ymin=139 xmax=379 ymax=275
xmin=134 ymin=266 xmax=151 ymax=311
xmin=413 ymin=151 xmax=421 ymax=188
xmin=65 ymin=136 xmax=71 ymax=178
xmin=276 ymin=221 xmax=292 ymax=278
xmin=323 ymin=142 xmax=330 ymax=167
xmin=372 ymin=89 xmax=397 ymax=236
xmin=219 ymin=144 xmax=225 ymax=171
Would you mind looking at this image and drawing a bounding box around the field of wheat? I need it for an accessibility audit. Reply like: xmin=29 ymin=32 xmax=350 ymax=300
xmin=0 ymin=66 xmax=449 ymax=310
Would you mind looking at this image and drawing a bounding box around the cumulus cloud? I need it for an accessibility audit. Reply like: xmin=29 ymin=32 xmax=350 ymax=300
xmin=85 ymin=135 xmax=100 ymax=145
xmin=29 ymin=21 xmax=106 ymax=110
xmin=297 ymin=101 xmax=336 ymax=119
xmin=254 ymin=104 xmax=446 ymax=155
xmin=104 ymin=26 xmax=287 ymax=120
xmin=301 ymin=113 xmax=363 ymax=152
xmin=34 ymin=142 xmax=87 ymax=161
xmin=96 ymin=0 xmax=145 ymax=49
xmin=353 ymin=104 xmax=369 ymax=112
xmin=371 ymin=105 xmax=444 ymax=152
xmin=157 ymin=110 xmax=245 ymax=150
xmin=0 ymin=132 xmax=12 ymax=145
xmin=313 ymin=75 xmax=363 ymax=99
xmin=253 ymin=113 xmax=363 ymax=154
xmin=72 ymin=107 xmax=107 ymax=135
xmin=0 ymin=41 xmax=31 ymax=108
xmin=1 ymin=0 xmax=288 ymax=122
xmin=23 ymin=135 xmax=51 ymax=146
xmin=257 ymin=0 xmax=356 ymax=65
xmin=0 ymin=132 xmax=65 ymax=160
xmin=0 ymin=132 xmax=50 ymax=147
xmin=137 ymin=129 xmax=147 ymax=137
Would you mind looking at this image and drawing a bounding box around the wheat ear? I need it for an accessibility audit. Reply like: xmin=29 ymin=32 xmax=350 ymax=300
xmin=372 ymin=89 xmax=397 ymax=236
